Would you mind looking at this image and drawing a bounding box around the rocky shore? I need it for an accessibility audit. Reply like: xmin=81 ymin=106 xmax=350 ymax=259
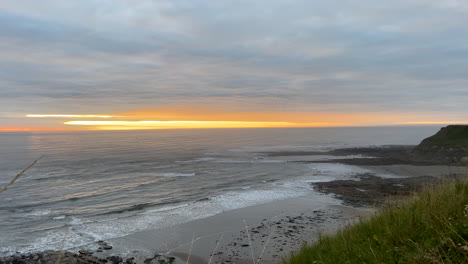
xmin=262 ymin=145 xmax=462 ymax=166
xmin=262 ymin=144 xmax=467 ymax=207
xmin=312 ymin=173 xmax=437 ymax=207
xmin=0 ymin=250 xmax=176 ymax=264
xmin=0 ymin=241 xmax=179 ymax=264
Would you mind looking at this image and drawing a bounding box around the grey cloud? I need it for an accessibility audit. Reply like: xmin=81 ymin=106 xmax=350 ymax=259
xmin=1 ymin=0 xmax=468 ymax=118
xmin=0 ymin=10 xmax=183 ymax=55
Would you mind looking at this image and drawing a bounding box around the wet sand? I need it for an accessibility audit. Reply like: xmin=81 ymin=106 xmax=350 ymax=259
xmin=99 ymin=193 xmax=373 ymax=264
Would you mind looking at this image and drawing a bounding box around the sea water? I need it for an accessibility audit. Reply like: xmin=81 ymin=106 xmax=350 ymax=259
xmin=0 ymin=126 xmax=439 ymax=255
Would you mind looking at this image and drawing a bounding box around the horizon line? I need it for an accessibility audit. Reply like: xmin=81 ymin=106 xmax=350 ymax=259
xmin=0 ymin=123 xmax=462 ymax=132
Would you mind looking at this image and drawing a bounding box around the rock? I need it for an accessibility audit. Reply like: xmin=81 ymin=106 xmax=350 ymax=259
xmin=79 ymin=250 xmax=93 ymax=256
xmin=102 ymin=245 xmax=113 ymax=250
xmin=313 ymin=174 xmax=438 ymax=207
xmin=107 ymin=256 xmax=122 ymax=264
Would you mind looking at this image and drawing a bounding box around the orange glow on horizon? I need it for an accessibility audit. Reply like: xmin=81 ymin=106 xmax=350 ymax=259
xmin=27 ymin=114 xmax=114 ymax=118
xmin=64 ymin=120 xmax=348 ymax=130
xmin=9 ymin=106 xmax=468 ymax=131
xmin=0 ymin=127 xmax=76 ymax=132
xmin=116 ymin=106 xmax=458 ymax=125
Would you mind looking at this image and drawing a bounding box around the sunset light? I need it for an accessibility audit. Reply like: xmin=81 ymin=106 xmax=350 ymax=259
xmin=64 ymin=120 xmax=347 ymax=130
xmin=0 ymin=127 xmax=74 ymax=132
xmin=26 ymin=114 xmax=114 ymax=118
xmin=2 ymin=109 xmax=464 ymax=131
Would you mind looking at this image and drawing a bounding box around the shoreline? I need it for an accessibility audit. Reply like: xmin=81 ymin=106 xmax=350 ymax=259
xmin=98 ymin=193 xmax=373 ymax=263
xmin=2 ymin=195 xmax=372 ymax=264
xmin=2 ymin=145 xmax=467 ymax=263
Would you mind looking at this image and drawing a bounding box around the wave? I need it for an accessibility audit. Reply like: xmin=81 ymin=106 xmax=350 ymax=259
xmin=4 ymin=182 xmax=311 ymax=256
xmin=175 ymin=157 xmax=217 ymax=163
xmin=98 ymin=199 xmax=188 ymax=216
xmin=175 ymin=156 xmax=287 ymax=164
xmin=157 ymin=173 xmax=196 ymax=178
xmin=0 ymin=177 xmax=171 ymax=211
xmin=230 ymin=143 xmax=343 ymax=152
xmin=22 ymin=209 xmax=52 ymax=217
xmin=143 ymin=203 xmax=189 ymax=214
xmin=100 ymin=203 xmax=155 ymax=215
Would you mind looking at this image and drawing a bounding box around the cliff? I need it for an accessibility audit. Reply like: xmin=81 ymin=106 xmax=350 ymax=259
xmin=414 ymin=125 xmax=468 ymax=163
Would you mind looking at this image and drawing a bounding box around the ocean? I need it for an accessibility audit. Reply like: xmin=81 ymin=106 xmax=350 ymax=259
xmin=0 ymin=126 xmax=439 ymax=256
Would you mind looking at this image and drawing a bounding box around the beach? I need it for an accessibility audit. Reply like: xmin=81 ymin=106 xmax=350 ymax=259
xmin=93 ymin=192 xmax=373 ymax=264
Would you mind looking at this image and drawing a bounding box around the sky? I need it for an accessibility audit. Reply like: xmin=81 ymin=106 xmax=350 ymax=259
xmin=1 ymin=0 xmax=468 ymax=130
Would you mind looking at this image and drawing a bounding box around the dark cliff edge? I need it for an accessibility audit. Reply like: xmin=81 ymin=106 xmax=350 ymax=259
xmin=413 ymin=125 xmax=468 ymax=163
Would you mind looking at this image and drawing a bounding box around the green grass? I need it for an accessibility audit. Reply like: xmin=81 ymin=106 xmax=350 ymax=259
xmin=418 ymin=125 xmax=468 ymax=150
xmin=284 ymin=178 xmax=468 ymax=264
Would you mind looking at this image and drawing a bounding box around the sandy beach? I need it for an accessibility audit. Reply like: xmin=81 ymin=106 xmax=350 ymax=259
xmin=95 ymin=193 xmax=373 ymax=264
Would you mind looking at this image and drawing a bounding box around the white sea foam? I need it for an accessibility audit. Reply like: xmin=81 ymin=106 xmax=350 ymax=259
xmin=129 ymin=172 xmax=196 ymax=178
xmin=230 ymin=144 xmax=333 ymax=152
xmin=213 ymin=158 xmax=286 ymax=164
xmin=269 ymin=154 xmax=373 ymax=162
xmin=70 ymin=216 xmax=84 ymax=225
xmin=308 ymin=163 xmax=371 ymax=178
xmin=52 ymin=215 xmax=66 ymax=220
xmin=175 ymin=157 xmax=217 ymax=163
xmin=177 ymin=156 xmax=287 ymax=164
xmin=23 ymin=209 xmax=52 ymax=217
xmin=143 ymin=204 xmax=190 ymax=214
xmin=11 ymin=181 xmax=311 ymax=256
xmin=158 ymin=173 xmax=196 ymax=178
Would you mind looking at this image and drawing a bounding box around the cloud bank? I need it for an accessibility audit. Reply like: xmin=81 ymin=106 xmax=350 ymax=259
xmin=1 ymin=0 xmax=468 ymax=128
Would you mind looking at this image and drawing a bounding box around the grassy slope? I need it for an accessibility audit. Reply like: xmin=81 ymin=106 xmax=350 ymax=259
xmin=418 ymin=125 xmax=468 ymax=150
xmin=284 ymin=178 xmax=468 ymax=264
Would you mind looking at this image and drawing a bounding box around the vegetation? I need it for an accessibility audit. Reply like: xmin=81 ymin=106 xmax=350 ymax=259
xmin=284 ymin=177 xmax=468 ymax=264
xmin=0 ymin=156 xmax=42 ymax=194
xmin=417 ymin=125 xmax=468 ymax=150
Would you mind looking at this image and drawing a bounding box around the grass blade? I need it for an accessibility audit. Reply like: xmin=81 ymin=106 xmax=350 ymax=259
xmin=0 ymin=155 xmax=43 ymax=194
